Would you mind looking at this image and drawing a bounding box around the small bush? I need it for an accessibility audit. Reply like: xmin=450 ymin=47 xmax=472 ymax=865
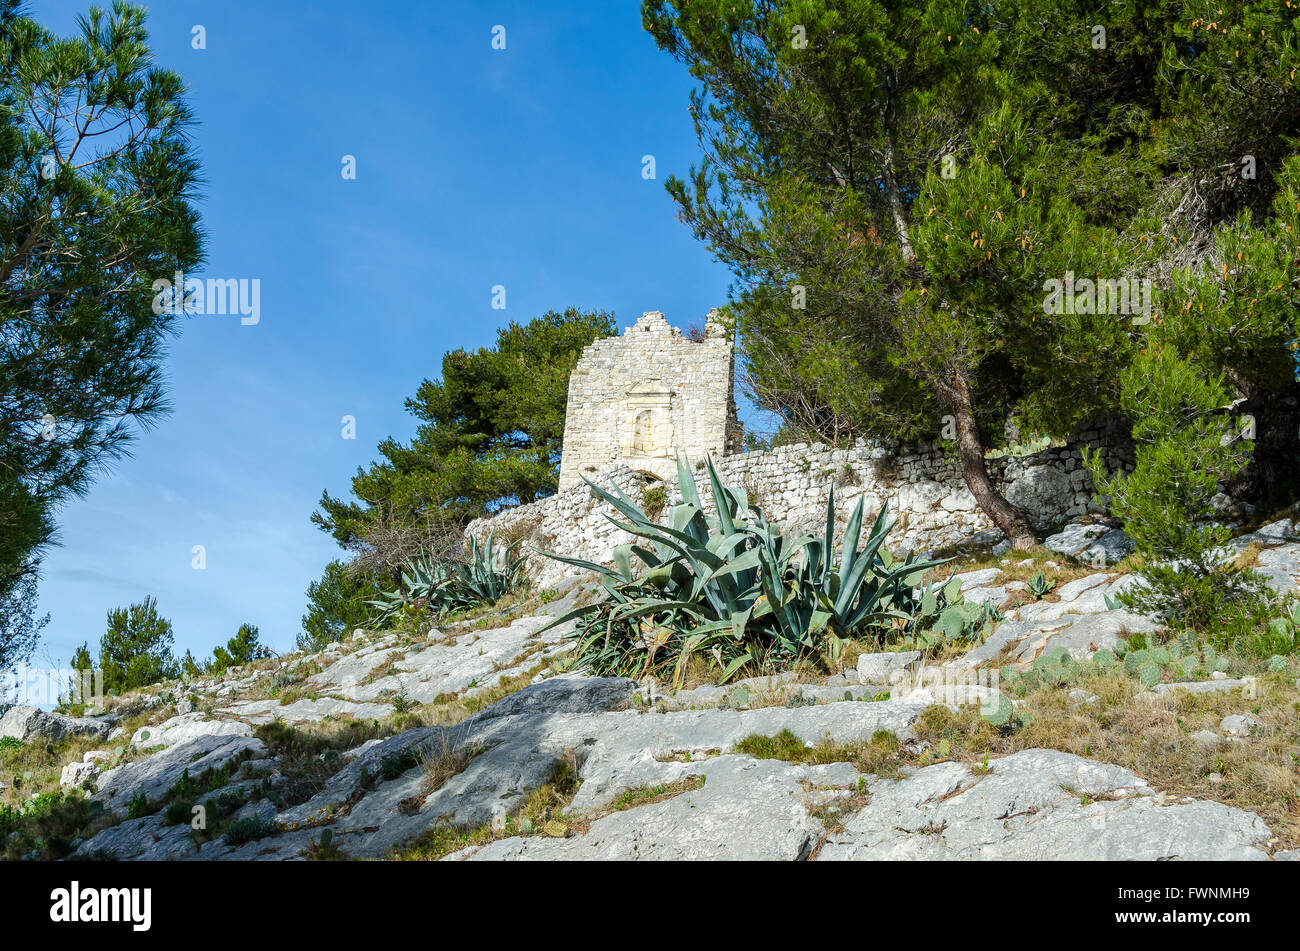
xmin=1086 ymin=346 xmax=1273 ymax=642
xmin=641 ymin=483 xmax=667 ymax=521
xmin=225 ymin=814 xmax=276 ymax=846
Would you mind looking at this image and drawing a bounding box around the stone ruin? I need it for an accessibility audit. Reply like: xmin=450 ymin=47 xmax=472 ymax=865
xmin=468 ymin=308 xmax=1136 ymax=586
xmin=557 ymin=310 xmax=742 ymax=490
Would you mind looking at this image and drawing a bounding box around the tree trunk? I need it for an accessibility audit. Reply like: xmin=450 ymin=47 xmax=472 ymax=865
xmin=882 ymin=136 xmax=916 ymax=267
xmin=947 ymin=377 xmax=1039 ymax=550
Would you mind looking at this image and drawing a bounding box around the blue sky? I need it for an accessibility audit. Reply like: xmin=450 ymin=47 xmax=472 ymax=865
xmin=26 ymin=0 xmax=737 ymax=668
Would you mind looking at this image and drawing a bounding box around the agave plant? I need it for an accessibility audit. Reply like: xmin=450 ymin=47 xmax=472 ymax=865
xmin=367 ymin=554 xmax=461 ymax=625
xmin=1026 ymin=569 xmax=1055 ymax=599
xmin=367 ymin=531 xmax=528 ymax=626
xmin=538 ymin=455 xmax=952 ymax=685
xmin=459 ymin=531 xmax=528 ymax=603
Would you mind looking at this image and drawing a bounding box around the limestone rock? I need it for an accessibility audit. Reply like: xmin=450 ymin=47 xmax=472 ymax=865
xmin=1220 ymin=714 xmax=1260 ymax=737
xmin=856 ymin=651 xmax=921 ymax=685
xmin=1190 ymin=730 xmax=1223 ymax=751
xmin=132 ymin=713 xmax=253 ymax=749
xmin=1043 ymin=522 xmax=1110 ymax=558
xmin=60 ymin=759 xmax=104 ymax=789
xmin=93 ymin=734 xmax=266 ymax=809
xmin=1081 ymin=529 xmax=1135 ymax=566
xmin=817 ymin=749 xmax=1269 ymax=861
xmin=0 ymin=705 xmax=114 ymax=743
xmin=454 ymin=755 xmax=858 ymax=861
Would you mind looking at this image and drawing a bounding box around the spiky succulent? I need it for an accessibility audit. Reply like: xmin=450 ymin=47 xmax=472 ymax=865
xmin=537 ymin=455 xmax=951 ymax=684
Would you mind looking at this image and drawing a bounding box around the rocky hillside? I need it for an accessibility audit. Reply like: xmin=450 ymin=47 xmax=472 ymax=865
xmin=4 ymin=516 xmax=1300 ymax=861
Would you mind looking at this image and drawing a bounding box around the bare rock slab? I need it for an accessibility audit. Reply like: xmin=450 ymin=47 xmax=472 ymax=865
xmin=817 ymin=749 xmax=1270 ymax=861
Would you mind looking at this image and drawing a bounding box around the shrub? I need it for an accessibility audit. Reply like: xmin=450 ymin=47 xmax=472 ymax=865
xmin=1237 ymin=601 xmax=1300 ymax=657
xmin=126 ymin=790 xmax=149 ymax=820
xmin=299 ymin=559 xmax=387 ymax=652
xmin=641 ymin=483 xmax=667 ymax=521
xmin=225 ymin=814 xmax=276 ymax=846
xmin=367 ymin=531 xmax=527 ymax=626
xmin=1086 ymin=346 xmax=1274 ymax=642
xmin=539 ymin=456 xmax=949 ymax=684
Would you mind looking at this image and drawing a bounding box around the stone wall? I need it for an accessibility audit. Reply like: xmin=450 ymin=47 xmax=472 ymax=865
xmin=557 ymin=310 xmax=741 ymax=490
xmin=468 ymin=421 xmax=1135 ymax=589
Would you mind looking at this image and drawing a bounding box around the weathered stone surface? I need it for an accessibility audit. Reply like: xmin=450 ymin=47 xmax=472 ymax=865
xmin=0 ymin=705 xmax=113 ymax=743
xmin=962 ymin=585 xmax=1009 ymax=606
xmin=454 ymin=755 xmax=860 ymax=861
xmin=950 ymin=607 xmax=1156 ymax=670
xmin=1005 ymin=466 xmax=1073 ymax=524
xmin=856 ymin=651 xmax=921 ymax=684
xmin=1057 ymin=573 xmax=1110 ymax=602
xmin=952 ymin=568 xmax=1001 ymax=588
xmin=132 ymin=713 xmax=253 ymax=748
xmin=1257 ymin=544 xmax=1300 ymax=574
xmin=1026 ymin=610 xmax=1158 ymax=659
xmin=313 ymin=615 xmax=570 ymax=706
xmin=1154 ymin=679 xmax=1254 ymax=696
xmin=220 ymin=697 xmax=393 ymax=725
xmin=1220 ymin=714 xmax=1260 ymax=736
xmin=1255 ymin=519 xmax=1297 ymax=544
xmin=466 ymin=674 xmax=635 ymax=723
xmin=74 ymin=813 xmax=200 ymax=861
xmin=817 ymin=749 xmax=1270 ymax=861
xmin=93 ymin=734 xmax=266 ymax=809
xmin=1191 ymin=730 xmax=1223 ymax=751
xmin=1044 ymin=522 xmax=1110 ymax=557
xmin=60 ymin=759 xmax=104 ymax=789
xmin=1081 ymin=529 xmax=1135 ymax=566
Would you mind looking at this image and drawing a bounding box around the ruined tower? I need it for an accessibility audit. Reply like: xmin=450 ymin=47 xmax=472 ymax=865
xmin=557 ymin=310 xmax=742 ymax=490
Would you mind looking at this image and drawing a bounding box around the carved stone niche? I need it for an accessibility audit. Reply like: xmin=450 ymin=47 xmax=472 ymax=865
xmin=621 ymin=383 xmax=674 ymax=459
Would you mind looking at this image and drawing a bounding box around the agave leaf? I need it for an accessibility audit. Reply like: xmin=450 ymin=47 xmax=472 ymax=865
xmin=717 ymin=651 xmax=754 ymax=684
xmin=704 ymin=456 xmax=738 ymax=537
xmin=613 ymin=545 xmax=634 ymax=581
xmin=676 ymin=454 xmax=703 ymax=510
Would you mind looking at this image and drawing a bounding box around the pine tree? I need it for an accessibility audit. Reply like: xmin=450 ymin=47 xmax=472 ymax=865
xmin=1087 ymin=345 xmax=1272 ymax=638
xmin=299 ymin=560 xmax=383 ymax=652
xmin=210 ymin=623 xmax=270 ymax=673
xmin=0 ymin=2 xmax=203 ymax=653
xmin=313 ymin=309 xmax=615 ymax=560
xmin=99 ymin=597 xmax=178 ymax=693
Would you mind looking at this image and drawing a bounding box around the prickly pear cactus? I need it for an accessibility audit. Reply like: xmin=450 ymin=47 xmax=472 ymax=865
xmin=1179 ymin=655 xmax=1201 ymax=679
xmin=1124 ymin=648 xmax=1149 ymax=673
xmin=1034 ymin=647 xmax=1076 ymax=687
xmin=1093 ymin=649 xmax=1116 ymax=669
xmin=1268 ymin=654 xmax=1288 ymax=673
xmin=1137 ymin=662 xmax=1162 ymax=688
xmin=981 ymin=692 xmax=1015 ymax=727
